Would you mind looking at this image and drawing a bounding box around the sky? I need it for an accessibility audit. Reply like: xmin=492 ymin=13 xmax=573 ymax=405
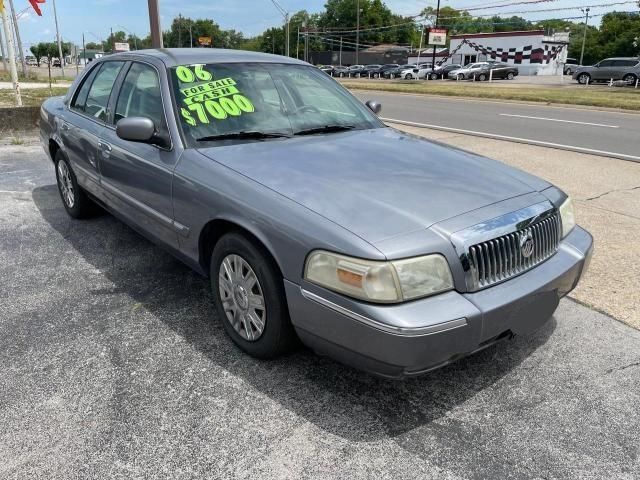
xmin=5 ymin=0 xmax=639 ymax=52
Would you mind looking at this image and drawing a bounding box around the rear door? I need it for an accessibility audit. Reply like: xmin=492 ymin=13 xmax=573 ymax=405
xmin=59 ymin=61 xmax=125 ymax=197
xmin=97 ymin=60 xmax=182 ymax=248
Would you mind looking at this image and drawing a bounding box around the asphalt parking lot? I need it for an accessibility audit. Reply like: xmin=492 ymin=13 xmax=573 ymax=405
xmin=2 ymin=140 xmax=640 ymax=479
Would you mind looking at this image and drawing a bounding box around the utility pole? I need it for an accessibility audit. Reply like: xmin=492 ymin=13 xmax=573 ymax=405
xmin=0 ymin=5 xmax=21 ymax=105
xmin=52 ymin=0 xmax=65 ymax=76
xmin=82 ymin=32 xmax=86 ymax=67
xmin=269 ymin=0 xmax=290 ymax=56
xmin=339 ymin=36 xmax=342 ymax=66
xmin=356 ymin=0 xmax=360 ymax=65
xmin=296 ymin=26 xmax=300 ymax=59
xmin=110 ymin=27 xmax=114 ymax=52
xmin=0 ymin=19 xmax=8 ymax=72
xmin=148 ymin=0 xmax=163 ymax=48
xmin=189 ymin=23 xmax=193 ymax=48
xmin=178 ymin=14 xmax=181 ymax=47
xmin=431 ymin=0 xmax=441 ymax=71
xmin=7 ymin=0 xmax=26 ymax=75
xmin=580 ymin=7 xmax=590 ymax=66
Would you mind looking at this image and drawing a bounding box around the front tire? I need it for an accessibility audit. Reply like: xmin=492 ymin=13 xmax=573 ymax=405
xmin=54 ymin=151 xmax=96 ymax=219
xmin=210 ymin=233 xmax=297 ymax=359
xmin=623 ymin=74 xmax=636 ymax=85
xmin=577 ymin=73 xmax=591 ymax=85
xmin=478 ymin=73 xmax=487 ymax=81
xmin=430 ymin=73 xmax=438 ymax=80
xmin=507 ymin=72 xmax=515 ymax=80
xmin=404 ymin=73 xmax=413 ymax=80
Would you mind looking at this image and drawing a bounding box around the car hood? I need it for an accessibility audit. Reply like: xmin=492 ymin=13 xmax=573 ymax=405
xmin=197 ymin=127 xmax=550 ymax=243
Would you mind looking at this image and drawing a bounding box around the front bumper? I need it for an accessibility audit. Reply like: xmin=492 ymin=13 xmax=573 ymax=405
xmin=285 ymin=226 xmax=593 ymax=378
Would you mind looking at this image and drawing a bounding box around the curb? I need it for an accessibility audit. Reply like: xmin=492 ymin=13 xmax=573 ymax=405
xmin=0 ymin=106 xmax=40 ymax=131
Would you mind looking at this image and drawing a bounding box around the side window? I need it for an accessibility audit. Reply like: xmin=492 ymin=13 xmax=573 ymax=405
xmin=71 ymin=66 xmax=100 ymax=112
xmin=84 ymin=61 xmax=125 ymax=122
xmin=114 ymin=62 xmax=165 ymax=130
xmin=620 ymin=60 xmax=637 ymax=67
xmin=598 ymin=60 xmax=614 ymax=67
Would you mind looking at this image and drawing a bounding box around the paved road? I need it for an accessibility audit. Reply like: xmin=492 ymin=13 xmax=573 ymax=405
xmin=354 ymin=90 xmax=640 ymax=161
xmin=1 ymin=143 xmax=640 ymax=479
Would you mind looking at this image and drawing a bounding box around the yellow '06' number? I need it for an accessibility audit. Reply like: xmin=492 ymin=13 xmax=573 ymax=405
xmin=176 ymin=64 xmax=213 ymax=83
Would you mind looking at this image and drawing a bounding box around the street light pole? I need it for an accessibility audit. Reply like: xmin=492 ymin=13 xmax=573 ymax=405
xmin=52 ymin=0 xmax=65 ymax=76
xmin=148 ymin=0 xmax=163 ymax=48
xmin=356 ymin=0 xmax=360 ymax=65
xmin=579 ymin=7 xmax=590 ymax=66
xmin=431 ymin=0 xmax=441 ymax=71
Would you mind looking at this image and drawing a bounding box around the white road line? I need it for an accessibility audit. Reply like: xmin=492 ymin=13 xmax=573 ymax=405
xmin=382 ymin=117 xmax=640 ymax=163
xmin=498 ymin=113 xmax=619 ymax=128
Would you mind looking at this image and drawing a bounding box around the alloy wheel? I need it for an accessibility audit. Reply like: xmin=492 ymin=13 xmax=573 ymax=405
xmin=218 ymin=254 xmax=266 ymax=342
xmin=57 ymin=161 xmax=75 ymax=208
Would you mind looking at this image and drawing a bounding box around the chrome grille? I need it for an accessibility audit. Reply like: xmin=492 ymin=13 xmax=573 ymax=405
xmin=467 ymin=212 xmax=561 ymax=291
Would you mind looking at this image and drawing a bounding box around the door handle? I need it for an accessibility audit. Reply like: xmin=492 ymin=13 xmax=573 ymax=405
xmin=97 ymin=141 xmax=112 ymax=152
xmin=61 ymin=123 xmax=70 ymax=132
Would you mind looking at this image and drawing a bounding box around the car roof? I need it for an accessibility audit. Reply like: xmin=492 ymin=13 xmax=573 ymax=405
xmin=604 ymin=57 xmax=640 ymax=61
xmin=103 ymin=48 xmax=308 ymax=67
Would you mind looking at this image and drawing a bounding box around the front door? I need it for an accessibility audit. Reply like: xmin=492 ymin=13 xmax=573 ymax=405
xmin=97 ymin=61 xmax=181 ymax=249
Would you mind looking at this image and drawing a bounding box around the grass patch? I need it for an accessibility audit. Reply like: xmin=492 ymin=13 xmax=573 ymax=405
xmin=0 ymin=70 xmax=75 ymax=83
xmin=10 ymin=136 xmax=24 ymax=145
xmin=0 ymin=87 xmax=68 ymax=107
xmin=341 ymin=80 xmax=640 ymax=111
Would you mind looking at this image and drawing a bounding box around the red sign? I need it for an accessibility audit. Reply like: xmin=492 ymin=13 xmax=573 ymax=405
xmin=29 ymin=0 xmax=45 ymax=16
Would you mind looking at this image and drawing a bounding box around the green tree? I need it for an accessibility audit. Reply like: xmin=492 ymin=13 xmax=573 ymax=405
xmin=29 ymin=43 xmax=48 ymax=67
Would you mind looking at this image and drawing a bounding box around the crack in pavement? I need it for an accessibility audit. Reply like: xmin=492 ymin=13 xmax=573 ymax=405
xmin=583 ymin=185 xmax=640 ymax=202
xmin=574 ymin=201 xmax=640 ymax=221
xmin=604 ymin=360 xmax=640 ymax=375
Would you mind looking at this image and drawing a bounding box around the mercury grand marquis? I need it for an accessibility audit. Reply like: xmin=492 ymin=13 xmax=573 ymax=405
xmin=40 ymin=49 xmax=593 ymax=378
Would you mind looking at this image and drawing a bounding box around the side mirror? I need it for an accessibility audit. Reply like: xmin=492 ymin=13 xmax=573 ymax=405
xmin=365 ymin=100 xmax=382 ymax=115
xmin=116 ymin=117 xmax=170 ymax=148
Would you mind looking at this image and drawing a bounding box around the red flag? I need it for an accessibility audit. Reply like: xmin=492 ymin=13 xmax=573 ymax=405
xmin=29 ymin=0 xmax=45 ymax=16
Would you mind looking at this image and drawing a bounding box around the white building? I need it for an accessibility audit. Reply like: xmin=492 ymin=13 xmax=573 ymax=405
xmin=443 ymin=30 xmax=569 ymax=75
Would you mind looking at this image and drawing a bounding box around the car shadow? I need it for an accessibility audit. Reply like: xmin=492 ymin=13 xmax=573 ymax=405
xmin=33 ymin=184 xmax=556 ymax=442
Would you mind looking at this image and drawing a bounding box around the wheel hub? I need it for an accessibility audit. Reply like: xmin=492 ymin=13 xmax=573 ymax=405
xmin=218 ymin=254 xmax=266 ymax=342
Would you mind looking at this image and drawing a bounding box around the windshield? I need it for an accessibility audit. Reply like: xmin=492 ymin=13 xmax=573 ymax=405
xmin=170 ymin=62 xmax=383 ymax=146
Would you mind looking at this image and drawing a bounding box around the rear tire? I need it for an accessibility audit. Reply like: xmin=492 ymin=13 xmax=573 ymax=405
xmin=430 ymin=73 xmax=438 ymax=80
xmin=404 ymin=73 xmax=413 ymax=80
xmin=478 ymin=73 xmax=487 ymax=81
xmin=210 ymin=232 xmax=297 ymax=359
xmin=54 ymin=150 xmax=97 ymax=219
xmin=623 ymin=74 xmax=636 ymax=85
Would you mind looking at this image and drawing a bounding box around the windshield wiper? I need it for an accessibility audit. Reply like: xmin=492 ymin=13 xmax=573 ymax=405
xmin=293 ymin=124 xmax=356 ymax=136
xmin=196 ymin=131 xmax=291 ymax=142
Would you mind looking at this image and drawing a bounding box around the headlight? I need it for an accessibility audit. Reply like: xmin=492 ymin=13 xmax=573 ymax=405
xmin=559 ymin=196 xmax=576 ymax=238
xmin=304 ymin=250 xmax=453 ymax=303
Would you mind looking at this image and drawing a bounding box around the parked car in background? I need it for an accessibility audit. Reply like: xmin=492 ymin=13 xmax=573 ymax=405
xmin=40 ymin=49 xmax=592 ymax=378
xmin=383 ymin=64 xmax=414 ymax=79
xmin=573 ymin=57 xmax=640 ymax=84
xmin=350 ymin=64 xmax=383 ymax=78
xmin=53 ymin=59 xmax=62 ymax=67
xmin=475 ymin=63 xmax=519 ymax=81
xmin=420 ymin=64 xmax=463 ymax=80
xmin=346 ymin=64 xmax=364 ymax=75
xmin=369 ymin=64 xmax=401 ymax=78
xmin=331 ymin=66 xmax=349 ymax=77
xmin=400 ymin=64 xmax=432 ymax=79
xmin=564 ymin=58 xmax=579 ymax=75
xmin=448 ymin=62 xmax=492 ymax=80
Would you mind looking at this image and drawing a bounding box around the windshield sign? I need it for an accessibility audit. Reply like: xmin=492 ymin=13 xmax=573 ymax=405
xmin=170 ymin=63 xmax=382 ymax=145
